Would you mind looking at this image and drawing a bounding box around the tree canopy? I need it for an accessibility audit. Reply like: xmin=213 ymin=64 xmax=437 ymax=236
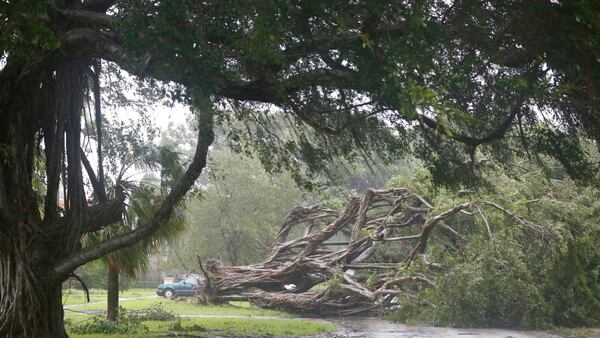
xmin=5 ymin=1 xmax=600 ymax=185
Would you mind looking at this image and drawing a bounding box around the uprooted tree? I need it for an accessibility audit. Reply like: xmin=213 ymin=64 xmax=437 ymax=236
xmin=1 ymin=1 xmax=599 ymax=336
xmin=194 ymin=188 xmax=550 ymax=315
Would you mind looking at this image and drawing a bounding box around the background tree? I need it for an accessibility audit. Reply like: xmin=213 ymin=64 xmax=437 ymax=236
xmin=174 ymin=147 xmax=304 ymax=267
xmin=1 ymin=1 xmax=600 ymax=336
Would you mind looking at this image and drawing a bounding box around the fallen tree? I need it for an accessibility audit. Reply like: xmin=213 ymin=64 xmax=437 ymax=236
xmin=194 ymin=188 xmax=550 ymax=316
xmin=3 ymin=1 xmax=599 ymax=335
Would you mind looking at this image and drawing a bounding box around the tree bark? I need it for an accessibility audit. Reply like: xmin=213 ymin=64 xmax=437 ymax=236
xmin=0 ymin=60 xmax=76 ymax=337
xmin=0 ymin=238 xmax=68 ymax=338
xmin=106 ymin=259 xmax=119 ymax=321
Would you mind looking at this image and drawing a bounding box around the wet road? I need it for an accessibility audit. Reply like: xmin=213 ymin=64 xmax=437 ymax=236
xmin=326 ymin=317 xmax=566 ymax=338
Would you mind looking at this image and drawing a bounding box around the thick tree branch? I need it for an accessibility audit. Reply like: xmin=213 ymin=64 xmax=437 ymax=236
xmin=91 ymin=61 xmax=106 ymax=200
xmin=62 ymin=26 xmax=362 ymax=105
xmin=419 ymin=105 xmax=520 ymax=147
xmin=283 ymin=22 xmax=411 ymax=56
xmin=214 ymin=68 xmax=361 ymax=103
xmin=406 ymin=202 xmax=474 ymax=264
xmin=52 ymin=109 xmax=214 ymax=279
xmin=481 ymin=201 xmax=551 ymax=236
xmin=82 ymin=0 xmax=117 ymax=12
xmin=83 ymin=199 xmax=124 ymax=233
xmin=62 ymin=28 xmax=122 ymax=58
xmin=48 ymin=4 xmax=115 ymax=28
xmin=80 ymin=148 xmax=107 ymax=202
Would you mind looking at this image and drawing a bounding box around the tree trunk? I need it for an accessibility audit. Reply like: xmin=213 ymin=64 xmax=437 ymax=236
xmin=0 ymin=239 xmax=68 ymax=338
xmin=0 ymin=60 xmax=67 ymax=337
xmin=106 ymin=260 xmax=119 ymax=321
xmin=1 ymin=60 xmax=90 ymax=337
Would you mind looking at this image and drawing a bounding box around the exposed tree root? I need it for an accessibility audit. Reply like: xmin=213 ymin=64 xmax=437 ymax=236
xmin=195 ymin=188 xmax=550 ymax=315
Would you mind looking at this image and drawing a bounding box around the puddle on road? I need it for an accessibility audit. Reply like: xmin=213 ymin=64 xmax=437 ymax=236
xmin=325 ymin=317 xmax=564 ymax=338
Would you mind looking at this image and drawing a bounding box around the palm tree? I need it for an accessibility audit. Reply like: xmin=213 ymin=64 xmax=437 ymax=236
xmin=83 ymin=143 xmax=189 ymax=321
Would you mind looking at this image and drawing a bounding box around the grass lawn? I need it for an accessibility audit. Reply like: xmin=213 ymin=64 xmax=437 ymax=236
xmin=62 ymin=288 xmax=157 ymax=305
xmin=552 ymin=328 xmax=600 ymax=338
xmin=64 ymin=312 xmax=336 ymax=337
xmin=65 ymin=297 xmax=293 ymax=317
xmin=63 ymin=290 xmax=335 ymax=336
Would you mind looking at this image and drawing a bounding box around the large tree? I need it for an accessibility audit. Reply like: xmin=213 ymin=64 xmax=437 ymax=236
xmin=1 ymin=1 xmax=599 ymax=336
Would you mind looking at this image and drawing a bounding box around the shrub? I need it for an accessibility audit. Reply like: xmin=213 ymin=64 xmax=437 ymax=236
xmin=66 ymin=306 xmax=159 ymax=335
xmin=429 ymin=234 xmax=553 ymax=329
xmin=546 ymin=229 xmax=600 ymax=327
xmin=67 ymin=315 xmax=146 ymax=335
xmin=167 ymin=319 xmax=206 ymax=332
xmin=386 ymin=160 xmax=600 ymax=329
xmin=128 ymin=302 xmax=177 ymax=321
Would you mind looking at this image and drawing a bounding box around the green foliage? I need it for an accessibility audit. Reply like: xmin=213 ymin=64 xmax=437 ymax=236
xmin=67 ymin=305 xmax=177 ymax=335
xmin=318 ymin=187 xmax=351 ymax=210
xmin=428 ymin=233 xmax=552 ymax=329
xmin=324 ymin=265 xmax=346 ymax=296
xmin=547 ymin=226 xmax=600 ymax=327
xmin=369 ymin=238 xmax=412 ymax=264
xmin=112 ymin=0 xmax=600 ymax=188
xmin=82 ymin=119 xmax=189 ymax=279
xmin=66 ymin=309 xmax=147 ymax=335
xmin=385 ymin=164 xmax=435 ymax=197
xmin=67 ymin=264 xmax=108 ymax=290
xmin=365 ymin=271 xmax=379 ymax=291
xmin=0 ymin=0 xmax=59 ymax=60
xmin=388 ymin=161 xmax=600 ymax=329
xmin=127 ymin=302 xmax=177 ymax=322
xmin=171 ymin=145 xmax=304 ymax=267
